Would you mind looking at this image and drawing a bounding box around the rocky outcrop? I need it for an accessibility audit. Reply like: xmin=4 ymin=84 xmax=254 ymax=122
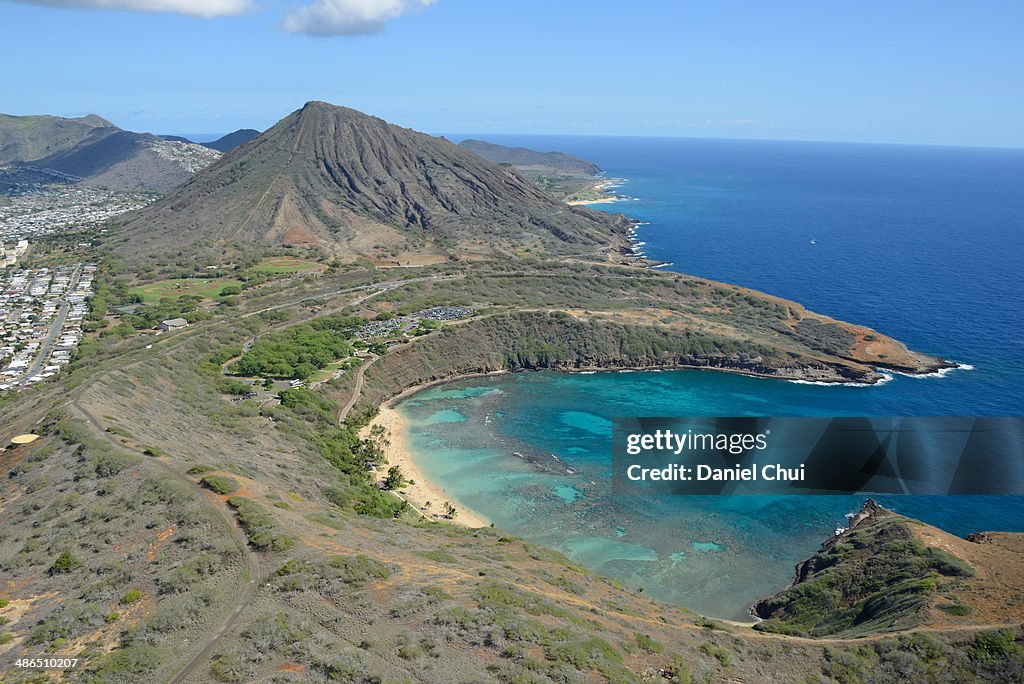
xmin=752 ymin=500 xmax=981 ymax=637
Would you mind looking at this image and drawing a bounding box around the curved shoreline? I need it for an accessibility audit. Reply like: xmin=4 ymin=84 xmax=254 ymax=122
xmin=366 ymin=402 xmax=492 ymax=529
xmin=362 ymin=355 xmax=960 ymax=534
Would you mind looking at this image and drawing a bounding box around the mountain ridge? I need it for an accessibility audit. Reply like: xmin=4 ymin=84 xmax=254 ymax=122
xmin=0 ymin=112 xmax=220 ymax=192
xmin=202 ymin=128 xmax=261 ymax=153
xmin=459 ymin=138 xmax=601 ymax=176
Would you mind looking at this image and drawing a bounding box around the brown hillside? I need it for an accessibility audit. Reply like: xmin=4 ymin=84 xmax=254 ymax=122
xmin=113 ymin=101 xmax=633 ymax=264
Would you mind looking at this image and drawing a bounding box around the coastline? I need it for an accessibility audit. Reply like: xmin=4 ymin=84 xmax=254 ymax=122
xmin=358 ymin=362 xmax=880 ymax=531
xmin=566 ymin=178 xmax=626 ymax=206
xmin=365 ymin=403 xmax=492 ymax=529
xmin=567 ymin=196 xmax=621 ymax=206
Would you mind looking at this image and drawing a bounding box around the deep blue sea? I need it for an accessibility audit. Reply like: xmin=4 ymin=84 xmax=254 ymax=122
xmin=399 ymin=137 xmax=1024 ymax=619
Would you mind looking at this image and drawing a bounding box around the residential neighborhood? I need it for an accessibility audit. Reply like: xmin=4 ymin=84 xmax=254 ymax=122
xmin=0 ymin=166 xmax=155 ymax=244
xmin=0 ymin=262 xmax=95 ymax=391
xmin=0 ymin=175 xmax=157 ymax=392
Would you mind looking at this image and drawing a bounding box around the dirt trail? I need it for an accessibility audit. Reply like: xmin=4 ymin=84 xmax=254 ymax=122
xmin=68 ymin=398 xmax=262 ymax=684
xmin=338 ymin=352 xmax=378 ymax=421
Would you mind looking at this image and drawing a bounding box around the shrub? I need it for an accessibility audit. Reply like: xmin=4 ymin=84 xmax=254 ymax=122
xmin=695 ymin=617 xmax=722 ymax=630
xmin=50 ymin=551 xmax=83 ymax=575
xmin=700 ymin=643 xmax=732 ymax=666
xmin=200 ymin=475 xmax=240 ymax=495
xmin=120 ymin=590 xmax=144 ymax=605
xmin=232 ymin=314 xmax=362 ymax=379
xmin=633 ymin=632 xmax=664 ymax=654
xmin=227 ymin=497 xmax=293 ymax=551
xmin=92 ymin=451 xmax=139 ymax=477
xmin=218 ymin=378 xmax=252 ymax=396
xmin=86 ymin=645 xmax=159 ymax=679
xmin=970 ymin=630 xmax=1022 ymax=660
xmin=938 ymin=603 xmax=974 ymax=616
xmin=329 ymin=555 xmax=393 ymax=586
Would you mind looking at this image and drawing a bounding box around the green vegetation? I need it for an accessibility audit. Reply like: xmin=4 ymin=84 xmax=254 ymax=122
xmin=130 ymin=277 xmax=244 ymax=305
xmin=633 ymin=632 xmax=664 ymax=654
xmin=938 ymin=602 xmax=975 ymax=616
xmin=227 ymin=497 xmax=294 ymax=552
xmin=244 ymin=256 xmax=322 ymax=276
xmin=269 ymin=386 xmax=404 ymax=519
xmin=329 ymin=555 xmax=393 ymax=586
xmin=755 ymin=516 xmax=976 ymax=637
xmin=699 ymin=642 xmax=732 ymax=666
xmin=232 ymin=314 xmax=363 ymax=380
xmin=695 ymin=617 xmax=723 ymax=630
xmin=218 ymin=377 xmax=252 ymax=395
xmin=49 ymin=551 xmax=83 ymax=575
xmin=119 ymin=590 xmax=144 ymax=605
xmin=199 ymin=474 xmax=240 ymax=495
xmin=970 ymin=629 xmax=1023 ymax=660
xmin=383 ymin=465 xmax=406 ymax=490
xmin=462 ymin=580 xmax=639 ymax=681
xmin=418 ymin=550 xmax=458 ymax=565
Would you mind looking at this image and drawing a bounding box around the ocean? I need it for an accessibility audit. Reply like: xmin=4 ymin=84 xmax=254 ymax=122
xmin=397 ymin=136 xmax=1024 ymax=620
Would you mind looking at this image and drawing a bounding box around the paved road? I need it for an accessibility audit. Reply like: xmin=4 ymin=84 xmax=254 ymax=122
xmin=12 ymin=264 xmax=82 ymax=384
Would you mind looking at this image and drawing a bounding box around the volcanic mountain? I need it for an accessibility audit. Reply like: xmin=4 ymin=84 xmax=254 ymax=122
xmin=113 ymin=101 xmax=632 ymax=265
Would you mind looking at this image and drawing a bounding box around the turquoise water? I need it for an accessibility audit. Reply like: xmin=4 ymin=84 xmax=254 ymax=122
xmin=399 ymin=138 xmax=1024 ymax=620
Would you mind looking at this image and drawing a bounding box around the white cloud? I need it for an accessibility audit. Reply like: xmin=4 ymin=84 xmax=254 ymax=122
xmin=282 ymin=0 xmax=435 ymax=36
xmin=9 ymin=0 xmax=250 ymax=18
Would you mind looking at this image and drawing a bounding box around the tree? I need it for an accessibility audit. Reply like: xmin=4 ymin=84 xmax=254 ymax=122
xmin=219 ymin=285 xmax=243 ymax=297
xmin=442 ymin=502 xmax=457 ymax=519
xmin=384 ymin=466 xmax=405 ymax=490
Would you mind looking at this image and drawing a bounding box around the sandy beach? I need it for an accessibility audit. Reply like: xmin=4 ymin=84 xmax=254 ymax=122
xmin=567 ymin=196 xmax=620 ymax=206
xmin=566 ymin=178 xmax=625 ymax=205
xmin=365 ymin=404 xmax=491 ymax=528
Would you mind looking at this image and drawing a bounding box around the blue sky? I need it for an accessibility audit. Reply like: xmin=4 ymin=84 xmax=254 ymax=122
xmin=2 ymin=0 xmax=1022 ymax=147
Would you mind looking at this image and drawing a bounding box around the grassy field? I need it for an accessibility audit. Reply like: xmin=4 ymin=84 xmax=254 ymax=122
xmin=130 ymin=277 xmax=244 ymax=304
xmin=245 ymin=257 xmax=323 ymax=276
